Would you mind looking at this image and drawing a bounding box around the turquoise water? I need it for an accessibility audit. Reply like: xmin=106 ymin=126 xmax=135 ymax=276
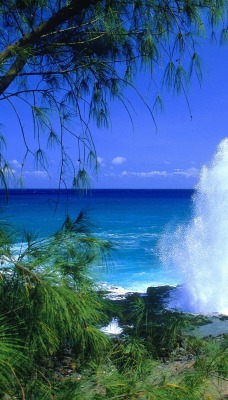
xmin=0 ymin=189 xmax=194 ymax=292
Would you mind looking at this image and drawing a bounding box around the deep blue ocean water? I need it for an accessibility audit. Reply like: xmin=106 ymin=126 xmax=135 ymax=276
xmin=0 ymin=189 xmax=194 ymax=292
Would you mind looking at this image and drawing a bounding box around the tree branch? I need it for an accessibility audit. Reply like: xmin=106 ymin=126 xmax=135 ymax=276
xmin=0 ymin=56 xmax=27 ymax=94
xmin=0 ymin=0 xmax=99 ymax=95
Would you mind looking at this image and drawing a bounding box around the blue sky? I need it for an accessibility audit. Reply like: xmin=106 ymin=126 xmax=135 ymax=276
xmin=3 ymin=37 xmax=228 ymax=189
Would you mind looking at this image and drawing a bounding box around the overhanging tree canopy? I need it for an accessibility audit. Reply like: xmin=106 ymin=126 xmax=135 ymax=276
xmin=0 ymin=0 xmax=227 ymax=187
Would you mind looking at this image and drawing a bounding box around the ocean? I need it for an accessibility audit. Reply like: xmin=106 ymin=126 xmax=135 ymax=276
xmin=0 ymin=189 xmax=194 ymax=293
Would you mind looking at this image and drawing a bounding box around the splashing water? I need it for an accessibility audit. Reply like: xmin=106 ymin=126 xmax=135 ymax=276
xmin=100 ymin=318 xmax=123 ymax=335
xmin=162 ymin=138 xmax=228 ymax=314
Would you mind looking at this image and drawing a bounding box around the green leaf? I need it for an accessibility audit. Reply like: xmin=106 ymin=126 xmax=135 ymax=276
xmin=189 ymin=52 xmax=202 ymax=83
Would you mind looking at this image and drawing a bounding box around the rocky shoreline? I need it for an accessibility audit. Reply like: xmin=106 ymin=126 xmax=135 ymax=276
xmin=101 ymin=284 xmax=228 ymax=338
xmin=49 ymin=284 xmax=228 ymax=399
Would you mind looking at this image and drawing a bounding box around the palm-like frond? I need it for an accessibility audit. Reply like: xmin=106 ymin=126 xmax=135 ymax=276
xmin=0 ymin=210 xmax=111 ymax=375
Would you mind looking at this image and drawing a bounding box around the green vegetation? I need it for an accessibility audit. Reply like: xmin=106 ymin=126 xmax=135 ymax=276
xmin=1 ymin=3 xmax=228 ymax=397
xmin=0 ymin=1 xmax=228 ymax=186
xmin=0 ymin=212 xmax=227 ymax=399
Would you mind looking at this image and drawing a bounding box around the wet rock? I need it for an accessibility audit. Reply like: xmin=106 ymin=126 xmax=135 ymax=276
xmin=183 ymin=315 xmax=228 ymax=338
xmin=146 ymin=285 xmax=175 ymax=309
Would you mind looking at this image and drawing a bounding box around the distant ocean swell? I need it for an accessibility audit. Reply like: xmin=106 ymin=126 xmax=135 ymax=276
xmin=0 ymin=189 xmax=194 ymax=292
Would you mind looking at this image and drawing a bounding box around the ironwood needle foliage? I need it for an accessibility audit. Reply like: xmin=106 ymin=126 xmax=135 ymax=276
xmin=0 ymin=0 xmax=228 ymax=186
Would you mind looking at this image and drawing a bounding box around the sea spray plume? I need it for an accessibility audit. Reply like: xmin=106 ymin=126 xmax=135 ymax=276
xmin=161 ymin=138 xmax=228 ymax=314
xmin=100 ymin=318 xmax=123 ymax=335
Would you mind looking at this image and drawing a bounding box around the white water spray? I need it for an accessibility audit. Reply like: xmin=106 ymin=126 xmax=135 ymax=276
xmin=100 ymin=318 xmax=123 ymax=335
xmin=164 ymin=138 xmax=228 ymax=314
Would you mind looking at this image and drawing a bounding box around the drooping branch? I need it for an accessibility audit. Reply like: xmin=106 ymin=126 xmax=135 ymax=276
xmin=0 ymin=0 xmax=226 ymax=188
xmin=0 ymin=0 xmax=99 ymax=95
